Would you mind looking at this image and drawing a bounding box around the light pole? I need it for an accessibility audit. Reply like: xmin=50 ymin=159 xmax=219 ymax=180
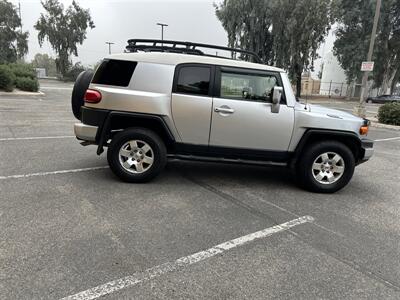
xmin=156 ymin=23 xmax=168 ymax=47
xmin=356 ymin=0 xmax=382 ymax=117
xmin=105 ymin=41 xmax=114 ymax=55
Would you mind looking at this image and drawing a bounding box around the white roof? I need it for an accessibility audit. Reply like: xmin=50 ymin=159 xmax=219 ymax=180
xmin=107 ymin=52 xmax=285 ymax=73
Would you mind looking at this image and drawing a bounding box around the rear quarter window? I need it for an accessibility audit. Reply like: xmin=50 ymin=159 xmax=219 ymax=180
xmin=174 ymin=66 xmax=211 ymax=96
xmin=92 ymin=59 xmax=137 ymax=87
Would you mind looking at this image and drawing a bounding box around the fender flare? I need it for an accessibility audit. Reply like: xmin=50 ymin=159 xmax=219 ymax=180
xmin=291 ymin=129 xmax=362 ymax=166
xmin=96 ymin=111 xmax=175 ymax=155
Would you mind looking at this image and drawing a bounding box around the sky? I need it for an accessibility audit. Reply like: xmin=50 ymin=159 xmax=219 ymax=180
xmin=10 ymin=0 xmax=332 ymax=75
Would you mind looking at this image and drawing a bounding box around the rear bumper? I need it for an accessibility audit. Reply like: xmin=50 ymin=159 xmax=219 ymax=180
xmin=74 ymin=123 xmax=98 ymax=142
xmin=74 ymin=107 xmax=107 ymax=142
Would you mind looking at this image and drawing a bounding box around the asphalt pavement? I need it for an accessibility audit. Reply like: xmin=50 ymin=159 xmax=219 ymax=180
xmin=1 ymin=80 xmax=400 ymax=299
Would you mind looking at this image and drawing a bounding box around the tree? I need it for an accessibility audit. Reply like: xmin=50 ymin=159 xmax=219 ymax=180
xmin=215 ymin=0 xmax=334 ymax=97
xmin=333 ymin=0 xmax=375 ymax=86
xmin=215 ymin=0 xmax=274 ymax=64
xmin=318 ymin=63 xmax=324 ymax=80
xmin=0 ymin=0 xmax=29 ymax=64
xmin=34 ymin=0 xmax=94 ymax=77
xmin=31 ymin=53 xmax=57 ymax=77
xmin=334 ymin=0 xmax=400 ymax=93
xmin=378 ymin=0 xmax=400 ymax=93
xmin=278 ymin=0 xmax=333 ymax=97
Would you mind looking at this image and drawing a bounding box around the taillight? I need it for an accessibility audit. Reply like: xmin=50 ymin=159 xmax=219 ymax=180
xmin=84 ymin=89 xmax=102 ymax=103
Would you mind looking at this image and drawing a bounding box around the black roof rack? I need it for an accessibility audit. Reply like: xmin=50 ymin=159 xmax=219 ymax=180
xmin=126 ymin=39 xmax=262 ymax=63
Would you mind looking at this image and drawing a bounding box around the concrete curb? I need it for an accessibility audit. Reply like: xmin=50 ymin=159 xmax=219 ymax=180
xmin=370 ymin=122 xmax=400 ymax=131
xmin=0 ymin=90 xmax=45 ymax=96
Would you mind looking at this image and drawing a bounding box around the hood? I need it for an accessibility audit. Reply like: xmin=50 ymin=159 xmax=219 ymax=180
xmin=307 ymin=104 xmax=363 ymax=122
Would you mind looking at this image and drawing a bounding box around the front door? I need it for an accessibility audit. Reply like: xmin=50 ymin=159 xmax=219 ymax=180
xmin=209 ymin=67 xmax=294 ymax=153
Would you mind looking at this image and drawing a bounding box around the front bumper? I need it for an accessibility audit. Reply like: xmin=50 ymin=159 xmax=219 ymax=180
xmin=74 ymin=122 xmax=98 ymax=142
xmin=359 ymin=138 xmax=374 ymax=163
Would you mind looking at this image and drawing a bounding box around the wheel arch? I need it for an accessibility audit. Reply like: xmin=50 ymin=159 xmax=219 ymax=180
xmin=96 ymin=111 xmax=175 ymax=155
xmin=291 ymin=129 xmax=362 ymax=166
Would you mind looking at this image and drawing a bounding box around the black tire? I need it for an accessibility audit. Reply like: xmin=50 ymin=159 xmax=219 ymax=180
xmin=296 ymin=141 xmax=355 ymax=193
xmin=107 ymin=128 xmax=167 ymax=183
xmin=71 ymin=70 xmax=94 ymax=120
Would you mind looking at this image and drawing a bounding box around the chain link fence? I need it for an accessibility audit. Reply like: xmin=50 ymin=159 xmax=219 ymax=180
xmin=299 ymin=80 xmax=368 ymax=99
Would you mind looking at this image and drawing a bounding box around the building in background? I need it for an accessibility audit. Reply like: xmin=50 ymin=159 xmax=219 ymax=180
xmin=35 ymin=68 xmax=46 ymax=78
xmin=301 ymin=72 xmax=321 ymax=96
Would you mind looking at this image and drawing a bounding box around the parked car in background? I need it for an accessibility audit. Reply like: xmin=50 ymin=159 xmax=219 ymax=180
xmin=367 ymin=94 xmax=400 ymax=104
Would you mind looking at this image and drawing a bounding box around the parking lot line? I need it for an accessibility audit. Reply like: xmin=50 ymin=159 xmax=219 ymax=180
xmin=374 ymin=137 xmax=400 ymax=142
xmin=0 ymin=166 xmax=108 ymax=180
xmin=0 ymin=136 xmax=75 ymax=141
xmin=60 ymin=215 xmax=314 ymax=300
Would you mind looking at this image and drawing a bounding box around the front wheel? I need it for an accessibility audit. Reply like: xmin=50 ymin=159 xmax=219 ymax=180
xmin=107 ymin=128 xmax=167 ymax=183
xmin=296 ymin=141 xmax=355 ymax=193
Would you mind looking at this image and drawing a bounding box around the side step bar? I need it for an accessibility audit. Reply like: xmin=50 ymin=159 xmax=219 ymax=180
xmin=167 ymin=154 xmax=288 ymax=167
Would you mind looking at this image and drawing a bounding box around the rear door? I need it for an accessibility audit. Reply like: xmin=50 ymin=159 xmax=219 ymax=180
xmin=171 ymin=64 xmax=214 ymax=145
xmin=209 ymin=67 xmax=294 ymax=153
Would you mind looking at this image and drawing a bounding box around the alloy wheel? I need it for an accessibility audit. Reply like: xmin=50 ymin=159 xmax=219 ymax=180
xmin=311 ymin=152 xmax=345 ymax=185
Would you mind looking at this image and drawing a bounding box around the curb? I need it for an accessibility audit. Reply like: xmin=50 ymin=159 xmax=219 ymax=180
xmin=0 ymin=90 xmax=45 ymax=96
xmin=370 ymin=122 xmax=400 ymax=131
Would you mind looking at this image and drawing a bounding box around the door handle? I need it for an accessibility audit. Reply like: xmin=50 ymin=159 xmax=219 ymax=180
xmin=214 ymin=106 xmax=235 ymax=114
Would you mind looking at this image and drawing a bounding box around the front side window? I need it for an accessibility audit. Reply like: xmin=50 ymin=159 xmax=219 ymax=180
xmin=220 ymin=71 xmax=278 ymax=102
xmin=176 ymin=66 xmax=211 ymax=96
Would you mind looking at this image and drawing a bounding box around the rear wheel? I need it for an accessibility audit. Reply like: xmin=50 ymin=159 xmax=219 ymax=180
xmin=107 ymin=128 xmax=167 ymax=183
xmin=296 ymin=141 xmax=355 ymax=193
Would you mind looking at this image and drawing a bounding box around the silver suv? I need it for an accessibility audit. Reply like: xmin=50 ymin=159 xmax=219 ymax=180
xmin=71 ymin=39 xmax=373 ymax=193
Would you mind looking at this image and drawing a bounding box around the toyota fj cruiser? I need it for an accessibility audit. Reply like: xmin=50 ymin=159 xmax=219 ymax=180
xmin=72 ymin=39 xmax=374 ymax=193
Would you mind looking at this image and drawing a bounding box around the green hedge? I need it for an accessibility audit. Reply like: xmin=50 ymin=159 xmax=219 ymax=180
xmin=378 ymin=102 xmax=400 ymax=126
xmin=8 ymin=63 xmax=36 ymax=79
xmin=0 ymin=65 xmax=16 ymax=92
xmin=0 ymin=63 xmax=39 ymax=92
xmin=15 ymin=77 xmax=39 ymax=92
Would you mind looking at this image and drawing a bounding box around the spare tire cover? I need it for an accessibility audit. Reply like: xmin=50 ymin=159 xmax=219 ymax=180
xmin=71 ymin=70 xmax=95 ymax=120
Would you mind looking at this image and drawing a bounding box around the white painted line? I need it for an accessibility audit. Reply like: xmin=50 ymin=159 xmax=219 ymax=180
xmin=60 ymin=215 xmax=314 ymax=300
xmin=374 ymin=136 xmax=400 ymax=142
xmin=0 ymin=166 xmax=108 ymax=180
xmin=0 ymin=135 xmax=75 ymax=141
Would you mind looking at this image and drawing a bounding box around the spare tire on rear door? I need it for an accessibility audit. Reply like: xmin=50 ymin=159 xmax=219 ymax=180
xmin=71 ymin=70 xmax=94 ymax=120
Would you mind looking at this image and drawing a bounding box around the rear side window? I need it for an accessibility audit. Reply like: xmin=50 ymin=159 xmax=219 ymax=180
xmin=175 ymin=66 xmax=211 ymax=96
xmin=92 ymin=59 xmax=137 ymax=87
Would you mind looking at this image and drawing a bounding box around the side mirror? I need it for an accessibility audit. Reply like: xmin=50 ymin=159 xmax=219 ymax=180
xmin=271 ymin=86 xmax=283 ymax=113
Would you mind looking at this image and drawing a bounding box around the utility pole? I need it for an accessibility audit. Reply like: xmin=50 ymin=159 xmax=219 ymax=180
xmin=356 ymin=0 xmax=381 ymax=117
xmin=156 ymin=23 xmax=168 ymax=47
xmin=18 ymin=1 xmax=22 ymax=33
xmin=105 ymin=42 xmax=114 ymax=55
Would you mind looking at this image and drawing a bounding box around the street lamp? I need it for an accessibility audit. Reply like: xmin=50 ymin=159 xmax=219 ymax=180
xmin=156 ymin=23 xmax=168 ymax=47
xmin=105 ymin=41 xmax=114 ymax=55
